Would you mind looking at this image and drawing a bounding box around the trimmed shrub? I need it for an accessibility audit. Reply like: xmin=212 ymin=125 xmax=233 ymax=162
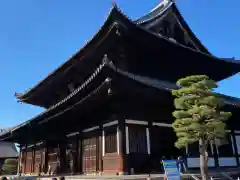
xmin=1 ymin=158 xmax=18 ymax=175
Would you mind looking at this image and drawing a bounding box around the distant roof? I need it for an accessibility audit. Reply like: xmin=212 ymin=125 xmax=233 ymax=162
xmin=0 ymin=141 xmax=18 ymax=158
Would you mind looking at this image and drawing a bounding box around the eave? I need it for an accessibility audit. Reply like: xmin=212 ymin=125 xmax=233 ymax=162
xmin=125 ymin=14 xmax=240 ymax=81
xmin=107 ymin=61 xmax=240 ymax=108
xmin=3 ymin=58 xmax=240 ymax=143
xmin=18 ymin=61 xmax=107 ymax=128
xmin=15 ymin=3 xmax=240 ymax=108
xmin=6 ymin=80 xmax=111 ymax=144
xmin=2 ymin=63 xmax=112 ymax=143
xmin=14 ymin=5 xmax=127 ymax=108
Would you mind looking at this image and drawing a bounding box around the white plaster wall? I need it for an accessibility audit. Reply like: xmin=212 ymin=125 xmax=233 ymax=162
xmin=218 ymin=157 xmax=237 ymax=166
xmin=235 ymin=135 xmax=240 ymax=154
xmin=187 ymin=157 xmax=215 ymax=168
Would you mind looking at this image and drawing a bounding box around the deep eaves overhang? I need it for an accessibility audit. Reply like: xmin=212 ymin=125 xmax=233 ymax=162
xmin=1 ymin=61 xmax=111 ymax=143
xmin=15 ymin=2 xmax=240 ymax=108
xmin=2 ymin=57 xmax=240 ymax=143
xmin=120 ymin=14 xmax=240 ymax=81
xmin=14 ymin=5 xmax=126 ymax=108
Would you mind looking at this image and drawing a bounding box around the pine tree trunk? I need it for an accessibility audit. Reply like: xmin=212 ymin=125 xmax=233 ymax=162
xmin=199 ymin=138 xmax=209 ymax=180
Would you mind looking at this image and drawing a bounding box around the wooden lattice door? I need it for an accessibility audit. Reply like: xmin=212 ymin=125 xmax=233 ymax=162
xmin=48 ymin=148 xmax=59 ymax=173
xmin=83 ymin=137 xmax=97 ymax=173
xmin=34 ymin=149 xmax=42 ymax=173
xmin=25 ymin=151 xmax=33 ymax=173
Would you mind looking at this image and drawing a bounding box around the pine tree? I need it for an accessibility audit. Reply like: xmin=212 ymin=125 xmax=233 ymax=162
xmin=171 ymin=75 xmax=232 ymax=180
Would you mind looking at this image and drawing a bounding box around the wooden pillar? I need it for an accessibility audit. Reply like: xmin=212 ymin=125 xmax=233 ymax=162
xmin=146 ymin=121 xmax=152 ymax=173
xmin=146 ymin=127 xmax=150 ymax=155
xmin=74 ymin=135 xmax=79 ymax=173
xmin=59 ymin=142 xmax=67 ymax=173
xmin=98 ymin=129 xmax=103 ymax=173
xmin=17 ymin=146 xmax=22 ymax=174
xmin=125 ymin=124 xmax=130 ymax=155
xmin=102 ymin=127 xmax=105 ymax=157
xmin=31 ymin=147 xmax=35 ymax=174
xmin=118 ymin=118 xmax=127 ymax=174
xmin=44 ymin=146 xmax=49 ymax=173
xmin=24 ymin=144 xmax=27 ymax=173
xmin=99 ymin=125 xmax=104 ymax=173
xmin=147 ymin=120 xmax=152 ymax=156
xmin=78 ymin=133 xmax=83 ymax=173
xmin=40 ymin=147 xmax=44 ymax=174
xmin=96 ymin=130 xmax=100 ymax=173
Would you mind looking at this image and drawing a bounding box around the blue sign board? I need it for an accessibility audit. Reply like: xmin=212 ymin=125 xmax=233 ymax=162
xmin=162 ymin=160 xmax=181 ymax=180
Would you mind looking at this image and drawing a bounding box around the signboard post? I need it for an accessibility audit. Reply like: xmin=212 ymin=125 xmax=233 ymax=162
xmin=162 ymin=160 xmax=181 ymax=180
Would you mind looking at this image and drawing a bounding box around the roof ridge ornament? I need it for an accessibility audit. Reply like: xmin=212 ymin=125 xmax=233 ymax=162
xmin=150 ymin=0 xmax=173 ymax=13
xmin=164 ymin=0 xmax=175 ymax=3
xmin=102 ymin=54 xmax=110 ymax=65
xmin=112 ymin=0 xmax=117 ymax=7
xmin=111 ymin=2 xmax=133 ymax=22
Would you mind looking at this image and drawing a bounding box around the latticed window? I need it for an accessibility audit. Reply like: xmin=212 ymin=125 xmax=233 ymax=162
xmin=35 ymin=150 xmax=42 ymax=165
xmin=48 ymin=148 xmax=59 ymax=163
xmin=105 ymin=127 xmax=117 ymax=153
xmin=129 ymin=126 xmax=147 ymax=153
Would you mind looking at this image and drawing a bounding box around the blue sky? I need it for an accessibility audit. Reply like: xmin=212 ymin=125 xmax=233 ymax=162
xmin=0 ymin=0 xmax=239 ymax=128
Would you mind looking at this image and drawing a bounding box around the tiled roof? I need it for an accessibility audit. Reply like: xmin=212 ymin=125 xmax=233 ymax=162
xmin=0 ymin=141 xmax=18 ymax=158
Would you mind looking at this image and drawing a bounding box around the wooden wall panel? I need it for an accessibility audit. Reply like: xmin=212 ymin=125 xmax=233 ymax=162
xmin=21 ymin=150 xmax=27 ymax=173
xmin=83 ymin=137 xmax=97 ymax=174
xmin=34 ymin=149 xmax=42 ymax=173
xmin=90 ymin=137 xmax=97 ymax=173
xmin=103 ymin=152 xmax=120 ymax=173
xmin=82 ymin=139 xmax=88 ymax=173
xmin=48 ymin=148 xmax=59 ymax=173
xmin=41 ymin=148 xmax=46 ymax=173
xmin=102 ymin=126 xmax=120 ymax=174
xmin=78 ymin=139 xmax=82 ymax=173
xmin=25 ymin=150 xmax=33 ymax=173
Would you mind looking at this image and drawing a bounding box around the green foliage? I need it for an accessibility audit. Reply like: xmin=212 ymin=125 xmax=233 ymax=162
xmin=1 ymin=158 xmax=18 ymax=175
xmin=171 ymin=75 xmax=232 ymax=149
xmin=4 ymin=159 xmax=17 ymax=165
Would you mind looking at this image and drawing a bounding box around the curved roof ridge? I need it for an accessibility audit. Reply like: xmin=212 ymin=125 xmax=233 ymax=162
xmin=134 ymin=19 xmax=240 ymax=67
xmin=15 ymin=5 xmax=127 ymax=104
xmin=150 ymin=0 xmax=171 ymax=12
xmin=135 ymin=0 xmax=174 ymax=24
xmin=11 ymin=62 xmax=107 ymax=132
xmin=112 ymin=3 xmax=134 ymax=22
xmin=1 ymin=77 xmax=111 ymax=141
xmin=107 ymin=62 xmax=240 ymax=107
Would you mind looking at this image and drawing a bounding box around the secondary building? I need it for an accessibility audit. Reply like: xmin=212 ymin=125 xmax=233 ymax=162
xmin=0 ymin=141 xmax=18 ymax=168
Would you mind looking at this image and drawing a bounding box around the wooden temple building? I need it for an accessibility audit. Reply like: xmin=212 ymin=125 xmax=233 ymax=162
xmin=0 ymin=0 xmax=240 ymax=175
